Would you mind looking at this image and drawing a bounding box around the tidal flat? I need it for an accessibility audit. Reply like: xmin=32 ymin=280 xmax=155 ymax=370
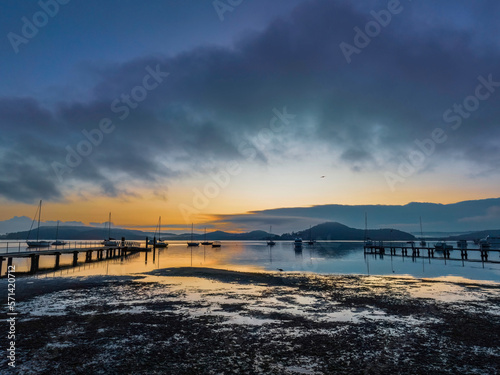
xmin=2 ymin=268 xmax=499 ymax=374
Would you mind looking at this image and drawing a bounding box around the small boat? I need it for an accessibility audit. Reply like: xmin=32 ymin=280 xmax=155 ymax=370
xmin=27 ymin=240 xmax=51 ymax=248
xmin=307 ymin=226 xmax=316 ymax=245
xmin=211 ymin=241 xmax=221 ymax=248
xmin=201 ymin=227 xmax=212 ymax=246
xmin=187 ymin=223 xmax=199 ymax=247
xmin=480 ymin=235 xmax=500 ymax=249
xmin=155 ymin=216 xmax=168 ymax=247
xmin=102 ymin=239 xmax=118 ymax=246
xmin=267 ymin=225 xmax=276 ymax=246
xmin=479 ymin=238 xmax=490 ymax=249
xmin=102 ymin=212 xmax=119 ymax=246
xmin=294 ymin=237 xmax=303 ymax=252
xmin=419 ymin=217 xmax=427 ymax=247
xmin=52 ymin=220 xmax=67 ymax=246
xmin=363 ymin=213 xmax=372 ymax=246
xmin=434 ymin=241 xmax=452 ymax=251
xmin=26 ymin=200 xmax=51 ymax=248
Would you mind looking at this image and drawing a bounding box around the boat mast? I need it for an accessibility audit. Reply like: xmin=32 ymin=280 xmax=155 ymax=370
xmin=364 ymin=212 xmax=368 ymax=241
xmin=108 ymin=212 xmax=111 ymax=239
xmin=55 ymin=220 xmax=59 ymax=241
xmin=419 ymin=216 xmax=424 ymax=238
xmin=36 ymin=200 xmax=42 ymax=241
xmin=159 ymin=216 xmax=161 ymax=241
xmin=191 ymin=223 xmax=194 ymax=242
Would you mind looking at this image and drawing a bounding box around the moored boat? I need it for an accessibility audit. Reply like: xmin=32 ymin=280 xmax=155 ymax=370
xmin=26 ymin=200 xmax=51 ymax=248
xmin=419 ymin=217 xmax=427 ymax=247
xmin=156 ymin=217 xmax=168 ymax=247
xmin=52 ymin=221 xmax=67 ymax=246
xmin=201 ymin=227 xmax=212 ymax=246
xmin=102 ymin=212 xmax=119 ymax=246
xmin=480 ymin=235 xmax=500 ymax=249
xmin=434 ymin=241 xmax=452 ymax=251
xmin=307 ymin=226 xmax=316 ymax=245
xmin=267 ymin=225 xmax=276 ymax=246
xmin=294 ymin=238 xmax=303 ymax=248
xmin=187 ymin=223 xmax=199 ymax=247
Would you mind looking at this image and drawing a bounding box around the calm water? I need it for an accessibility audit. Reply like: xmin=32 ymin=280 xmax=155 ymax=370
xmin=2 ymin=240 xmax=500 ymax=282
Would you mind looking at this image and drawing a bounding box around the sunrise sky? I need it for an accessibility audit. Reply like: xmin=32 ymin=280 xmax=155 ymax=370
xmin=1 ymin=0 xmax=499 ymax=233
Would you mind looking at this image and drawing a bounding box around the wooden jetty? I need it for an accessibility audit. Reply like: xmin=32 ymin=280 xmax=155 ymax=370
xmin=0 ymin=238 xmax=154 ymax=276
xmin=364 ymin=242 xmax=499 ymax=263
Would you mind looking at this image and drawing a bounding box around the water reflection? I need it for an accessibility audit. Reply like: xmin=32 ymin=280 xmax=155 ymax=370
xmin=2 ymin=241 xmax=499 ymax=282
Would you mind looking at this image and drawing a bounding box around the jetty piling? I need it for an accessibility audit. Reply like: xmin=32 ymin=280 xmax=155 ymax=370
xmin=365 ymin=242 xmax=498 ymax=264
xmin=0 ymin=239 xmax=146 ymax=277
xmin=54 ymin=252 xmax=61 ymax=269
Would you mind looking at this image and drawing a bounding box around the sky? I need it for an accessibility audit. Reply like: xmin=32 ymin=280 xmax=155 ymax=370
xmin=0 ymin=0 xmax=499 ymax=234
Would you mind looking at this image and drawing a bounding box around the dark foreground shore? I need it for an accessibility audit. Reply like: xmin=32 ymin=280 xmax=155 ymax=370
xmin=2 ymin=268 xmax=499 ymax=374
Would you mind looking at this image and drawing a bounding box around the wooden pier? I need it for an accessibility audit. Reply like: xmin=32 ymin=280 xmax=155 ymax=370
xmin=364 ymin=242 xmax=499 ymax=263
xmin=0 ymin=238 xmax=152 ymax=276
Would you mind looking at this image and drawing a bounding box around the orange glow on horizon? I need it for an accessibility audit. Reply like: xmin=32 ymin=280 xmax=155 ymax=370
xmin=0 ymin=181 xmax=498 ymax=232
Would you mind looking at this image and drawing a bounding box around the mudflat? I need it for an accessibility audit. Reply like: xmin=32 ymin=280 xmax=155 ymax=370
xmin=2 ymin=268 xmax=499 ymax=374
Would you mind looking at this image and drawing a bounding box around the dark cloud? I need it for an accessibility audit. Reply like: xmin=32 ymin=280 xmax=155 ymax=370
xmin=1 ymin=0 xmax=499 ymax=203
xmin=210 ymin=198 xmax=500 ymax=233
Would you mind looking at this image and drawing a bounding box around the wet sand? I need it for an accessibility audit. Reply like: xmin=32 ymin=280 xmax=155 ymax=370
xmin=2 ymin=268 xmax=499 ymax=374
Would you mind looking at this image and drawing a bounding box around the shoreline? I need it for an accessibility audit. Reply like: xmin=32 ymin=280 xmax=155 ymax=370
xmin=2 ymin=267 xmax=499 ymax=374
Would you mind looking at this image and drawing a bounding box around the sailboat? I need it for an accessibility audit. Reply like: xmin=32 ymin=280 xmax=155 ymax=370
xmin=419 ymin=217 xmax=426 ymax=247
xmin=307 ymin=225 xmax=316 ymax=245
xmin=267 ymin=225 xmax=276 ymax=246
xmin=156 ymin=216 xmax=168 ymax=247
xmin=102 ymin=212 xmax=119 ymax=246
xmin=26 ymin=200 xmax=51 ymax=247
xmin=364 ymin=212 xmax=373 ymax=246
xmin=52 ymin=220 xmax=67 ymax=246
xmin=201 ymin=227 xmax=212 ymax=246
xmin=154 ymin=216 xmax=168 ymax=247
xmin=148 ymin=217 xmax=168 ymax=247
xmin=187 ymin=223 xmax=199 ymax=247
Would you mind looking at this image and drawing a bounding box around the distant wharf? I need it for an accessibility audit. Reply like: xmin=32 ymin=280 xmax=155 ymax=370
xmin=364 ymin=242 xmax=500 ymax=263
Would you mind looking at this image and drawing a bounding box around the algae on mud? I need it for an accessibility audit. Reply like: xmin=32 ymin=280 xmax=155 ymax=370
xmin=1 ymin=267 xmax=499 ymax=374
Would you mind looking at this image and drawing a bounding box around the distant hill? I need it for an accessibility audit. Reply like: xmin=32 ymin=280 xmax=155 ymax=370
xmin=0 ymin=226 xmax=154 ymax=241
xmin=225 ymin=197 xmax=500 ymax=233
xmin=0 ymin=222 xmax=414 ymax=241
xmin=445 ymin=229 xmax=500 ymax=241
xmin=279 ymin=222 xmax=415 ymax=241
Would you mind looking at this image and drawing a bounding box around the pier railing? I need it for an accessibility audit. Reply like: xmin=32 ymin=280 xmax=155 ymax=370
xmin=364 ymin=242 xmax=499 ymax=262
xmin=0 ymin=240 xmax=144 ymax=254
